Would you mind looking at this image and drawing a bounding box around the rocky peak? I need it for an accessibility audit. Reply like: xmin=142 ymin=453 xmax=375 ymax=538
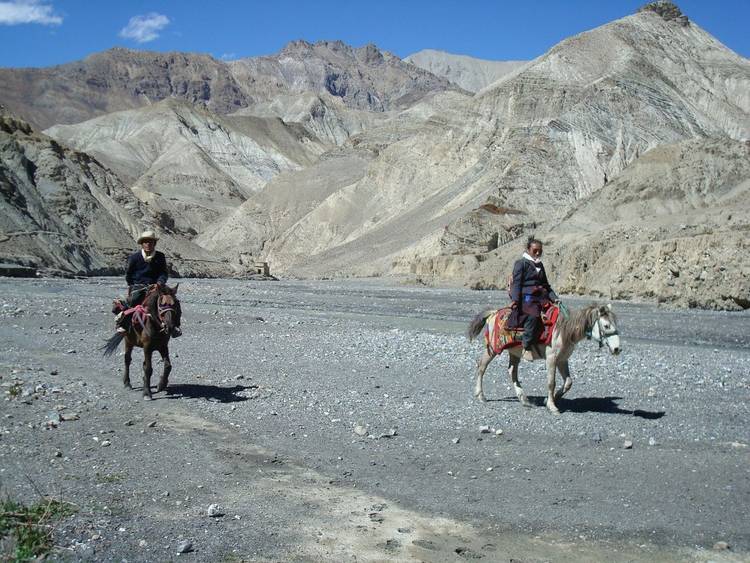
xmin=355 ymin=44 xmax=385 ymax=65
xmin=0 ymin=105 xmax=33 ymax=135
xmin=637 ymin=1 xmax=689 ymax=26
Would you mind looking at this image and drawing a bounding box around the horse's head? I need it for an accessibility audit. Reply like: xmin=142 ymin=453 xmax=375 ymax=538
xmin=590 ymin=304 xmax=620 ymax=355
xmin=156 ymin=284 xmax=180 ymax=334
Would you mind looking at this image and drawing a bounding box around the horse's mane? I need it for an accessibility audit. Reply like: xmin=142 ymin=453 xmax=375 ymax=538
xmin=556 ymin=304 xmax=616 ymax=346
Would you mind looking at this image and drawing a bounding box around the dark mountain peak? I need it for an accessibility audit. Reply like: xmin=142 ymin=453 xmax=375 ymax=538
xmin=637 ymin=1 xmax=689 ymax=25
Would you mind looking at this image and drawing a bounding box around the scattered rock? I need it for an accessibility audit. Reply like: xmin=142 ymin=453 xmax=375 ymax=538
xmin=353 ymin=424 xmax=368 ymax=436
xmin=479 ymin=425 xmax=491 ymax=434
xmin=176 ymin=540 xmax=193 ymax=554
xmin=207 ymin=504 xmax=224 ymax=517
xmin=623 ymin=441 xmax=634 ymax=449
xmin=713 ymin=541 xmax=730 ymax=551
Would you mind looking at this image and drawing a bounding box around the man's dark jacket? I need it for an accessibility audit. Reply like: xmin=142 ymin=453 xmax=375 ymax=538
xmin=126 ymin=250 xmax=168 ymax=287
xmin=510 ymin=257 xmax=558 ymax=314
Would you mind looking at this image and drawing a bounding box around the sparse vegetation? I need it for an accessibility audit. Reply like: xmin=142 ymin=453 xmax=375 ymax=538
xmin=0 ymin=496 xmax=75 ymax=561
xmin=6 ymin=383 xmax=22 ymax=399
xmin=95 ymin=472 xmax=124 ymax=484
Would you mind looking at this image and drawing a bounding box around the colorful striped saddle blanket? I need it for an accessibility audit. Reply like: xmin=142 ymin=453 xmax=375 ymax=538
xmin=484 ymin=305 xmax=560 ymax=354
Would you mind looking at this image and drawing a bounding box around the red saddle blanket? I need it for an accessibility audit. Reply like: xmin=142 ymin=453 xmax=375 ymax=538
xmin=484 ymin=305 xmax=560 ymax=354
xmin=113 ymin=299 xmax=150 ymax=331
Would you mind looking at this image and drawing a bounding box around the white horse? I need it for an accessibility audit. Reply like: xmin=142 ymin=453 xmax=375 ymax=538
xmin=467 ymin=304 xmax=621 ymax=414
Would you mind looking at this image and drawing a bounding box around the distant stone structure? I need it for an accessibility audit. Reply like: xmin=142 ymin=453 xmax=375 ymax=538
xmin=254 ymin=262 xmax=270 ymax=276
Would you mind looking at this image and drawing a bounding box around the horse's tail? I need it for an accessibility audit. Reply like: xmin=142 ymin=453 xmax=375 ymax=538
xmin=101 ymin=332 xmax=125 ymax=357
xmin=467 ymin=309 xmax=495 ymax=341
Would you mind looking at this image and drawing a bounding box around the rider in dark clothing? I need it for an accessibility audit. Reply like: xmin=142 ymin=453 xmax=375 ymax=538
xmin=116 ymin=230 xmax=180 ymax=337
xmin=509 ymin=237 xmax=558 ymax=360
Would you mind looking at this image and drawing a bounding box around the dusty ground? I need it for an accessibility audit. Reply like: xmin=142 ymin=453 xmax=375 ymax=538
xmin=0 ymin=277 xmax=748 ymax=562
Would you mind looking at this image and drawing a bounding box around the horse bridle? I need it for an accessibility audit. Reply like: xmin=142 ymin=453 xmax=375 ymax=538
xmin=157 ymin=296 xmax=175 ymax=333
xmin=591 ymin=314 xmax=619 ymax=351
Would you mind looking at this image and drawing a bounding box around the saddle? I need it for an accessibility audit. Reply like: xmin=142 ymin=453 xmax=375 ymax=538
xmin=112 ymin=285 xmax=181 ymax=334
xmin=112 ymin=299 xmax=152 ymax=332
xmin=484 ymin=304 xmax=560 ymax=354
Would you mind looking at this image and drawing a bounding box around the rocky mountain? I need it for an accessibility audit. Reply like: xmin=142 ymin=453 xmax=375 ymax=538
xmin=0 ymin=49 xmax=247 ymax=131
xmin=464 ymin=137 xmax=750 ymax=310
xmin=0 ymin=106 xmax=229 ymax=277
xmin=0 ymin=41 xmax=462 ymax=131
xmin=404 ymin=49 xmax=527 ymax=92
xmin=1 ymin=2 xmax=749 ymax=309
xmin=45 ymin=98 xmax=329 ymax=236
xmin=239 ymin=3 xmax=749 ymax=284
xmin=229 ymin=40 xmax=465 ymax=112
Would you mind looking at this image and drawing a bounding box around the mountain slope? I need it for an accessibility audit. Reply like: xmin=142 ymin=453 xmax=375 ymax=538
xmin=0 ymin=41 xmax=462 ymax=130
xmin=259 ymin=4 xmax=749 ymax=280
xmin=467 ymin=137 xmax=750 ymax=309
xmin=45 ymin=98 xmax=329 ymax=235
xmin=0 ymin=107 xmax=226 ymax=276
xmin=404 ymin=49 xmax=527 ymax=92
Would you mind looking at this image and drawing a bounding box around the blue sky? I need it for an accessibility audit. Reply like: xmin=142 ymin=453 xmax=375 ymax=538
xmin=0 ymin=1 xmax=748 ymax=68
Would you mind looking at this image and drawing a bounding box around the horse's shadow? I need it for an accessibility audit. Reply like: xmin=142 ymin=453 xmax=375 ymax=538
xmin=156 ymin=383 xmax=255 ymax=403
xmin=496 ymin=395 xmax=665 ymax=419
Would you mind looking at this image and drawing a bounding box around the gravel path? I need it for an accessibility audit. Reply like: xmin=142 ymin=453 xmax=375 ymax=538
xmin=1 ymin=277 xmax=748 ymax=562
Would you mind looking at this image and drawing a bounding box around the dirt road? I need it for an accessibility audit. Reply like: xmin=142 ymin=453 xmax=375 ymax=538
xmin=1 ymin=278 xmax=748 ymax=561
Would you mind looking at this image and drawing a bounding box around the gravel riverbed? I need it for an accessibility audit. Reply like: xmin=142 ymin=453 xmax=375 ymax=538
xmin=1 ymin=277 xmax=748 ymax=562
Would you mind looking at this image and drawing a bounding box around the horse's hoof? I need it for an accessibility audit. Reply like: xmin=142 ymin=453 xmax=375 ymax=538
xmin=547 ymin=406 xmax=561 ymax=415
xmin=475 ymin=393 xmax=487 ymax=403
xmin=143 ymin=395 xmax=152 ymax=401
xmin=521 ymin=401 xmax=533 ymax=408
xmin=156 ymin=385 xmax=167 ymax=393
xmin=123 ymin=383 xmax=131 ymax=389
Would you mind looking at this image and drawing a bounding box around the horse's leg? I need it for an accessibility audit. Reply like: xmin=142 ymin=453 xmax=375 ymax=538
xmin=123 ymin=340 xmax=132 ymax=389
xmin=545 ymin=349 xmax=560 ymax=415
xmin=474 ymin=347 xmax=495 ymax=402
xmin=156 ymin=344 xmax=171 ymax=393
xmin=509 ymin=352 xmax=531 ymax=407
xmin=554 ymin=360 xmax=572 ymax=401
xmin=142 ymin=346 xmax=153 ymax=400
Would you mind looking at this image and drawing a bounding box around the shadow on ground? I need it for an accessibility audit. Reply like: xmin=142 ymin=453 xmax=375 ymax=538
xmin=496 ymin=395 xmax=665 ymax=419
xmin=160 ymin=383 xmax=256 ymax=403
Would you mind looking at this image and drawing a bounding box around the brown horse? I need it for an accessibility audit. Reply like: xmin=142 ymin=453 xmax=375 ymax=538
xmin=102 ymin=284 xmax=180 ymax=400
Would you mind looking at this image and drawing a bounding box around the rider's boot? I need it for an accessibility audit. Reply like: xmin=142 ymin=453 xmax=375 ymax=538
xmin=115 ymin=312 xmax=128 ymax=334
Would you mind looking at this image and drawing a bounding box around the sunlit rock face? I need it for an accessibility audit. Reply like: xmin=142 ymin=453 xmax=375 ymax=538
xmin=1 ymin=4 xmax=749 ymax=308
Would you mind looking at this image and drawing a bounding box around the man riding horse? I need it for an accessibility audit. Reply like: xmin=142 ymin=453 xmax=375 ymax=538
xmin=509 ymin=237 xmax=558 ymax=361
xmin=115 ymin=230 xmax=181 ymax=337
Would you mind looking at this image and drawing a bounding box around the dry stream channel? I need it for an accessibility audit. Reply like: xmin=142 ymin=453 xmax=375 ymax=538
xmin=1 ymin=277 xmax=748 ymax=562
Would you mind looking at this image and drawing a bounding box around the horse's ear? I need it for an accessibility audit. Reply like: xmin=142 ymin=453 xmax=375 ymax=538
xmin=599 ymin=305 xmax=608 ymax=315
xmin=607 ymin=303 xmax=612 ymax=311
xmin=172 ymin=283 xmax=179 ymax=293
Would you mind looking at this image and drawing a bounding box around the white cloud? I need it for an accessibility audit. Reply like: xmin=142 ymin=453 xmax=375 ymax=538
xmin=220 ymin=53 xmax=237 ymax=61
xmin=119 ymin=12 xmax=169 ymax=43
xmin=0 ymin=1 xmax=62 ymax=25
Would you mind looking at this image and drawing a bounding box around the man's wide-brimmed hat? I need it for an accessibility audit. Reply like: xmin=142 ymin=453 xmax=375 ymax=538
xmin=137 ymin=230 xmax=159 ymax=244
